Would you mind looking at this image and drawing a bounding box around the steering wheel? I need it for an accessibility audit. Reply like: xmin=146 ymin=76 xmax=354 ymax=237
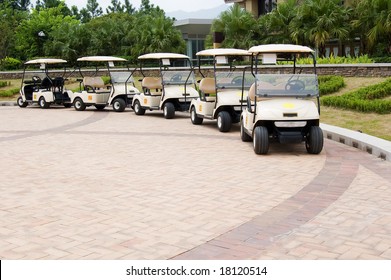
xmin=170 ymin=74 xmax=182 ymax=82
xmin=285 ymin=80 xmax=305 ymax=91
xmin=231 ymin=76 xmax=243 ymax=86
xmin=32 ymin=76 xmax=42 ymax=83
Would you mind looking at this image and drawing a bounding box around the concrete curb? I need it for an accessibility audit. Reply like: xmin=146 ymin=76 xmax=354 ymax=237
xmin=321 ymin=123 xmax=391 ymax=162
xmin=0 ymin=101 xmax=17 ymax=106
xmin=0 ymin=101 xmax=390 ymax=161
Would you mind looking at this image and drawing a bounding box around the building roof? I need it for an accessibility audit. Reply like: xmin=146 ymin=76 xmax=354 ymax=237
xmin=174 ymin=19 xmax=213 ymax=35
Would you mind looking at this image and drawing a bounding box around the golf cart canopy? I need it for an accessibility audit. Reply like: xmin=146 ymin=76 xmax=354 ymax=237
xmin=138 ymin=53 xmax=190 ymax=60
xmin=196 ymin=48 xmax=250 ymax=57
xmin=25 ymin=58 xmax=67 ymax=65
xmin=249 ymin=44 xmax=314 ymax=54
xmin=77 ymin=56 xmax=127 ymax=62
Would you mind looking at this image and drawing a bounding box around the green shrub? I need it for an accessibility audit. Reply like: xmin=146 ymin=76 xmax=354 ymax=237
xmin=0 ymin=88 xmax=19 ymax=97
xmin=0 ymin=81 xmax=10 ymax=88
xmin=0 ymin=57 xmax=22 ymax=71
xmin=321 ymin=78 xmax=391 ymax=114
xmin=280 ymin=55 xmax=374 ymax=65
xmin=372 ymin=57 xmax=391 ymax=63
xmin=318 ymin=75 xmax=345 ymax=96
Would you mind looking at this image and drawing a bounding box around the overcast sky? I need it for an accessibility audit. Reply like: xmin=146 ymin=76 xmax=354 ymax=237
xmin=57 ymin=0 xmax=226 ymax=12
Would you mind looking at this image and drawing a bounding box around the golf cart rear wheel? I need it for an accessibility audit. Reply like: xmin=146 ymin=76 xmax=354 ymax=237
xmin=217 ymin=111 xmax=232 ymax=132
xmin=17 ymin=96 xmax=28 ymax=108
xmin=253 ymin=126 xmax=269 ymax=155
xmin=163 ymin=102 xmax=175 ymax=119
xmin=74 ymin=98 xmax=86 ymax=111
xmin=39 ymin=97 xmax=49 ymax=109
xmin=134 ymin=100 xmax=145 ymax=115
xmin=240 ymin=118 xmax=252 ymax=142
xmin=306 ymin=126 xmax=324 ymax=154
xmin=190 ymin=106 xmax=203 ymax=125
xmin=95 ymin=105 xmax=106 ymax=110
xmin=113 ymin=98 xmax=126 ymax=112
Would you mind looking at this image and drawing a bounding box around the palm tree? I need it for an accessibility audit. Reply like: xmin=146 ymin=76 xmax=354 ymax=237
xmin=211 ymin=4 xmax=259 ymax=49
xmin=352 ymin=0 xmax=391 ymax=55
xmin=259 ymin=0 xmax=299 ymax=44
xmin=291 ymin=0 xmax=350 ymax=57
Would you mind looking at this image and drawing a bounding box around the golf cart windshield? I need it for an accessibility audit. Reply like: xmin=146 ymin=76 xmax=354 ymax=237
xmin=255 ymin=74 xmax=319 ymax=97
xmin=111 ymin=71 xmax=134 ymax=84
xmin=162 ymin=70 xmax=195 ymax=85
xmin=216 ymin=71 xmax=254 ymax=90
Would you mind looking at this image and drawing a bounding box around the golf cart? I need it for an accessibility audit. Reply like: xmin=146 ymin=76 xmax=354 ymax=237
xmin=190 ymin=48 xmax=254 ymax=132
xmin=17 ymin=58 xmax=74 ymax=108
xmin=132 ymin=53 xmax=199 ymax=119
xmin=72 ymin=56 xmax=139 ymax=112
xmin=240 ymin=44 xmax=323 ymax=155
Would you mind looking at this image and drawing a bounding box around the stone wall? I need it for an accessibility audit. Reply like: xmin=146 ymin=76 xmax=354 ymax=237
xmin=1 ymin=64 xmax=391 ymax=79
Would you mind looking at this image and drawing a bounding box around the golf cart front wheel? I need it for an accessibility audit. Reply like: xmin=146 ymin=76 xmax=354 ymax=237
xmin=190 ymin=106 xmax=203 ymax=125
xmin=113 ymin=98 xmax=126 ymax=112
xmin=74 ymin=98 xmax=86 ymax=111
xmin=163 ymin=102 xmax=175 ymax=119
xmin=306 ymin=126 xmax=324 ymax=154
xmin=253 ymin=126 xmax=269 ymax=155
xmin=134 ymin=100 xmax=145 ymax=115
xmin=217 ymin=111 xmax=232 ymax=132
xmin=17 ymin=96 xmax=28 ymax=108
xmin=39 ymin=97 xmax=49 ymax=109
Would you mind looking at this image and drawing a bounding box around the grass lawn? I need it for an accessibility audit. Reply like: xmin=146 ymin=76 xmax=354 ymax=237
xmin=2 ymin=77 xmax=391 ymax=141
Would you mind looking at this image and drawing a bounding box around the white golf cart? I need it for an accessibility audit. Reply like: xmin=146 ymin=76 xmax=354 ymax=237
xmin=132 ymin=53 xmax=199 ymax=119
xmin=17 ymin=58 xmax=74 ymax=108
xmin=190 ymin=48 xmax=254 ymax=132
xmin=72 ymin=56 xmax=139 ymax=112
xmin=240 ymin=44 xmax=323 ymax=155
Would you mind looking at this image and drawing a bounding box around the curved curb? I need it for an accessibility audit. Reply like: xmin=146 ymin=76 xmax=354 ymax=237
xmin=320 ymin=123 xmax=391 ymax=162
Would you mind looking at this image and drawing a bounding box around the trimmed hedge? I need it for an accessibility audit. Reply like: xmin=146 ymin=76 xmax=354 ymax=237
xmin=321 ymin=78 xmax=391 ymax=114
xmin=318 ymin=75 xmax=345 ymax=96
xmin=0 ymin=88 xmax=19 ymax=97
xmin=0 ymin=81 xmax=9 ymax=88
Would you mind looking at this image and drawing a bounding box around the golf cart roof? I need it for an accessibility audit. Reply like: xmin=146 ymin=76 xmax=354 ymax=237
xmin=77 ymin=56 xmax=127 ymax=62
xmin=196 ymin=48 xmax=250 ymax=56
xmin=138 ymin=53 xmax=190 ymax=60
xmin=249 ymin=44 xmax=314 ymax=54
xmin=25 ymin=58 xmax=67 ymax=65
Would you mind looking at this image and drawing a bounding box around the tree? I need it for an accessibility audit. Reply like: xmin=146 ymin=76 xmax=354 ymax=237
xmin=291 ymin=0 xmax=350 ymax=57
xmin=210 ymin=4 xmax=259 ymax=49
xmin=78 ymin=0 xmax=103 ymax=23
xmin=1 ymin=0 xmax=31 ymax=11
xmin=15 ymin=3 xmax=79 ymax=59
xmin=352 ymin=0 xmax=391 ymax=55
xmin=35 ymin=0 xmax=71 ymax=16
xmin=129 ymin=13 xmax=185 ymax=58
xmin=106 ymin=0 xmax=124 ymax=14
xmin=259 ymin=0 xmax=298 ymax=44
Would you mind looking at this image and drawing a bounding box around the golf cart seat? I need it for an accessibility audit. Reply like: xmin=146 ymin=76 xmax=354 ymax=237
xmin=83 ymin=77 xmax=109 ymax=93
xmin=41 ymin=77 xmax=52 ymax=90
xmin=142 ymin=77 xmax=162 ymax=96
xmin=199 ymin=78 xmax=216 ymax=102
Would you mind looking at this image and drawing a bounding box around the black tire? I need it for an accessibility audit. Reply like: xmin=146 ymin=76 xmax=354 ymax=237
xmin=95 ymin=105 xmax=106 ymax=110
xmin=112 ymin=98 xmax=126 ymax=112
xmin=253 ymin=126 xmax=269 ymax=155
xmin=74 ymin=98 xmax=86 ymax=111
xmin=306 ymin=126 xmax=324 ymax=154
xmin=163 ymin=102 xmax=175 ymax=119
xmin=190 ymin=106 xmax=203 ymax=125
xmin=64 ymin=103 xmax=72 ymax=108
xmin=17 ymin=96 xmax=28 ymax=108
xmin=39 ymin=96 xmax=49 ymax=109
xmin=240 ymin=118 xmax=252 ymax=142
xmin=134 ymin=100 xmax=145 ymax=115
xmin=217 ymin=111 xmax=232 ymax=132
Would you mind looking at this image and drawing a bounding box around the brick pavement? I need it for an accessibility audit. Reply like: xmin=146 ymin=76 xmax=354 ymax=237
xmin=0 ymin=106 xmax=390 ymax=259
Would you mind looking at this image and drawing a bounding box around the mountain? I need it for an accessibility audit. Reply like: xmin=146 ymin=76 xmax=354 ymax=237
xmin=166 ymin=4 xmax=230 ymax=20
